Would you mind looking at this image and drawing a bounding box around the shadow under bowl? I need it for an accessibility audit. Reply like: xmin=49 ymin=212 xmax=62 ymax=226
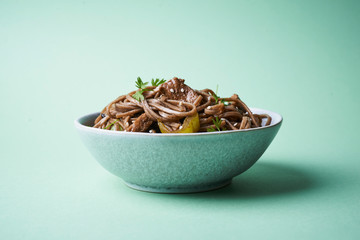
xmin=74 ymin=108 xmax=282 ymax=193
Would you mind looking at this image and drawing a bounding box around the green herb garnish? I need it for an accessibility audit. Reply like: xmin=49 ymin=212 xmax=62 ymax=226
xmin=105 ymin=119 xmax=122 ymax=130
xmin=135 ymin=77 xmax=148 ymax=89
xmin=132 ymin=77 xmax=152 ymax=101
xmin=212 ymin=84 xmax=226 ymax=104
xmin=207 ymin=127 xmax=216 ymax=132
xmin=151 ymin=78 xmax=166 ymax=87
xmin=207 ymin=116 xmax=226 ymax=132
xmin=132 ymin=90 xmax=146 ymax=101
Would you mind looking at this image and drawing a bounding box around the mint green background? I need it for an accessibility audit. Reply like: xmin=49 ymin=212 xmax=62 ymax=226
xmin=1 ymin=0 xmax=359 ymax=239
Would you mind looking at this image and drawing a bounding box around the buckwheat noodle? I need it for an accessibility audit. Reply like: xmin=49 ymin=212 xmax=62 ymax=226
xmin=93 ymin=77 xmax=272 ymax=132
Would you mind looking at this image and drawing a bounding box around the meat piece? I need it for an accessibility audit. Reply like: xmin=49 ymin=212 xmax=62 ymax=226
xmin=131 ymin=113 xmax=153 ymax=132
xmin=158 ymin=77 xmax=199 ymax=103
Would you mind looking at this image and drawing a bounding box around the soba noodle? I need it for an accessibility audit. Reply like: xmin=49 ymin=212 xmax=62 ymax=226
xmin=93 ymin=77 xmax=271 ymax=133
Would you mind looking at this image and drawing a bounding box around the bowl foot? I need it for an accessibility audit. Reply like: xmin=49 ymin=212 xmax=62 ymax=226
xmin=124 ymin=179 xmax=232 ymax=194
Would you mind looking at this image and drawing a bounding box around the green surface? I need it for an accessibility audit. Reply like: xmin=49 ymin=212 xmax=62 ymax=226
xmin=1 ymin=0 xmax=359 ymax=239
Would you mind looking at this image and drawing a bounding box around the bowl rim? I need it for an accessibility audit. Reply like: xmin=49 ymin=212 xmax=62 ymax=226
xmin=74 ymin=107 xmax=283 ymax=137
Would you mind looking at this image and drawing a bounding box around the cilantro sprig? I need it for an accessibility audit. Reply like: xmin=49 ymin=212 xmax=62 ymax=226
xmin=212 ymin=85 xmax=226 ymax=104
xmin=135 ymin=77 xmax=149 ymax=89
xmin=105 ymin=119 xmax=123 ymax=130
xmin=132 ymin=77 xmax=167 ymax=101
xmin=151 ymin=78 xmax=166 ymax=87
xmin=132 ymin=77 xmax=152 ymax=101
xmin=132 ymin=91 xmax=146 ymax=101
xmin=207 ymin=116 xmax=226 ymax=132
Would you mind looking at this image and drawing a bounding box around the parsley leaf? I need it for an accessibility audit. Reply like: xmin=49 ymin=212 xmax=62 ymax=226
xmin=105 ymin=119 xmax=121 ymax=130
xmin=212 ymin=85 xmax=228 ymax=105
xmin=213 ymin=116 xmax=222 ymax=131
xmin=151 ymin=78 xmax=166 ymax=86
xmin=207 ymin=116 xmax=226 ymax=132
xmin=207 ymin=127 xmax=216 ymax=132
xmin=212 ymin=84 xmax=222 ymax=104
xmin=132 ymin=77 xmax=151 ymax=101
xmin=132 ymin=91 xmax=145 ymax=101
xmin=212 ymin=93 xmax=219 ymax=103
xmin=132 ymin=77 xmax=166 ymax=101
xmin=135 ymin=77 xmax=148 ymax=89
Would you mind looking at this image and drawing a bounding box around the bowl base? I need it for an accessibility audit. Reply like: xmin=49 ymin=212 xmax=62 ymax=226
xmin=124 ymin=179 xmax=232 ymax=194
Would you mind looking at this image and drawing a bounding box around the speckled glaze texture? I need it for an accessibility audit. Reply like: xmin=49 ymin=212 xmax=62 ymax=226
xmin=75 ymin=108 xmax=282 ymax=193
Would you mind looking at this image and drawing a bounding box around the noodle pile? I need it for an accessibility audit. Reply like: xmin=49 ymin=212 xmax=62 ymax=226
xmin=93 ymin=77 xmax=271 ymax=133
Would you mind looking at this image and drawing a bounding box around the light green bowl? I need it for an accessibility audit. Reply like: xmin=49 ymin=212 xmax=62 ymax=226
xmin=74 ymin=108 xmax=282 ymax=193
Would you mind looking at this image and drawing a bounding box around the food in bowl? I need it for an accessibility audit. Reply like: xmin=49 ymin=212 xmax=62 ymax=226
xmin=75 ymin=77 xmax=282 ymax=193
xmin=93 ymin=77 xmax=272 ymax=133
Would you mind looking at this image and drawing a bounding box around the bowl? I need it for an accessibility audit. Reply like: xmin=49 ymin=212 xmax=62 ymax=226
xmin=74 ymin=108 xmax=282 ymax=193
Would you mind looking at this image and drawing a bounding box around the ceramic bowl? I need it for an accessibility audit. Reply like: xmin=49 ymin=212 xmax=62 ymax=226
xmin=74 ymin=108 xmax=282 ymax=193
